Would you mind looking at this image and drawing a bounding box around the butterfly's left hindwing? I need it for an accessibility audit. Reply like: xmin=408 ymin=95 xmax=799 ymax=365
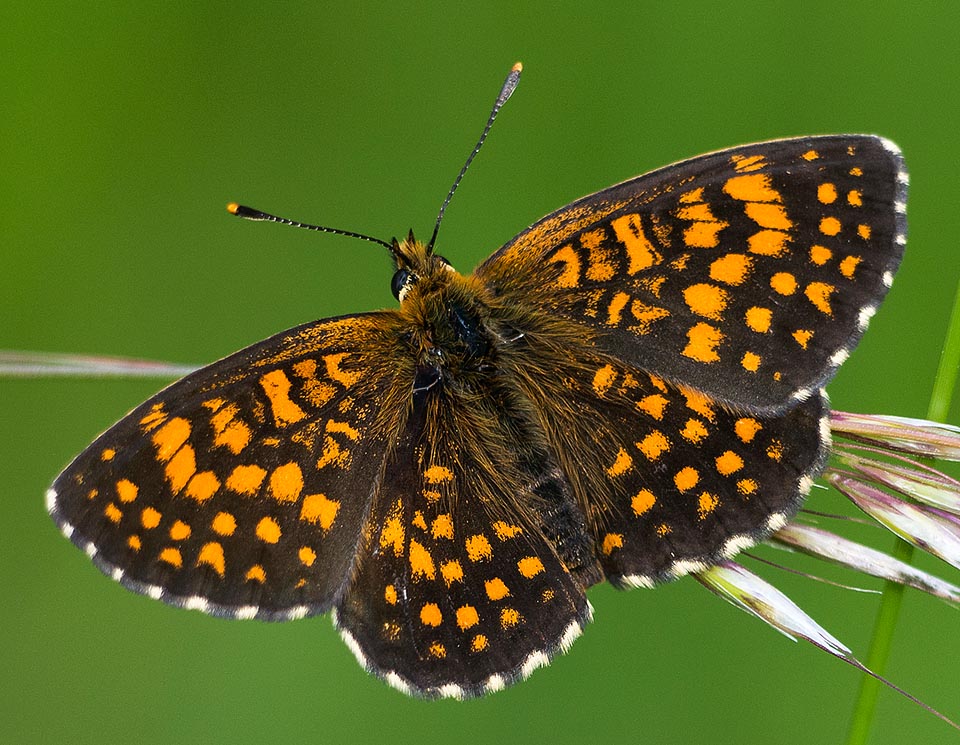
xmin=478 ymin=135 xmax=907 ymax=413
xmin=333 ymin=369 xmax=593 ymax=697
xmin=48 ymin=313 xmax=409 ymax=619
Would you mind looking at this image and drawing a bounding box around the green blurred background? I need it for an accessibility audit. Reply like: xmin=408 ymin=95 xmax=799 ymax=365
xmin=3 ymin=3 xmax=959 ymax=743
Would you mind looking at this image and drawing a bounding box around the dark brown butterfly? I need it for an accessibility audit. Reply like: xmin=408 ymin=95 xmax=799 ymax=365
xmin=48 ymin=63 xmax=907 ymax=698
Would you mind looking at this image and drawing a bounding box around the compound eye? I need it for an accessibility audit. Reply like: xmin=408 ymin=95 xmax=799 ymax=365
xmin=391 ymin=269 xmax=413 ymax=301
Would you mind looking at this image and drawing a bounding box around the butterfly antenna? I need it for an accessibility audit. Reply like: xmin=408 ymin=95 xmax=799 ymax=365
xmin=427 ymin=61 xmax=522 ymax=253
xmin=227 ymin=203 xmax=396 ymax=253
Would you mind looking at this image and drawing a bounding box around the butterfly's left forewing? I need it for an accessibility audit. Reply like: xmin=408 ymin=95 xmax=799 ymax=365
xmin=478 ymin=135 xmax=906 ymax=413
xmin=48 ymin=313 xmax=410 ymax=619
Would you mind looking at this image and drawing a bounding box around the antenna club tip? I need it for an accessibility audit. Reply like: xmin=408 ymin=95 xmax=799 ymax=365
xmin=512 ymin=61 xmax=523 ymax=73
xmin=226 ymin=202 xmax=240 ymax=215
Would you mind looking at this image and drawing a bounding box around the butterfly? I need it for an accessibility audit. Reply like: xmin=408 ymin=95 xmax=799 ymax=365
xmin=47 ymin=63 xmax=907 ymax=699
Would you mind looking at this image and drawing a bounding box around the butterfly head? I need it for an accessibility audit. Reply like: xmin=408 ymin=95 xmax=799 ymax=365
xmin=390 ymin=230 xmax=458 ymax=304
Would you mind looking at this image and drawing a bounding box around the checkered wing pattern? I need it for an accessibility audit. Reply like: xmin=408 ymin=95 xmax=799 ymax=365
xmin=47 ymin=313 xmax=406 ymax=619
xmin=478 ymin=135 xmax=907 ymax=413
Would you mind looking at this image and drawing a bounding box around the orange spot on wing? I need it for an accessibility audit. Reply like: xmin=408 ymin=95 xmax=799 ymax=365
xmin=485 ymin=577 xmax=510 ymax=600
xmin=709 ymin=253 xmax=753 ymax=285
xmin=412 ymin=511 xmax=428 ymax=531
xmin=817 ymin=183 xmax=837 ymax=204
xmin=734 ymin=418 xmax=761 ymax=443
xmin=300 ymin=494 xmax=344 ymax=528
xmin=548 ymin=244 xmax=581 ymax=288
xmin=745 ymin=202 xmax=792 ymax=230
xmin=629 ymin=300 xmax=670 ymax=334
xmin=127 ymin=535 xmax=141 ymax=551
xmin=632 ymin=489 xmax=656 ymax=516
xmin=805 ymin=282 xmax=835 ymax=315
xmin=260 ymin=370 xmax=307 ymax=427
xmin=212 ymin=511 xmax=236 ymax=536
xmin=683 ymin=221 xmax=725 ymax=248
xmin=607 ymin=447 xmax=633 ymax=476
xmin=152 ymin=417 xmax=191 ymax=461
xmin=767 ymin=440 xmax=785 ymax=461
xmin=141 ymin=506 xmax=161 ymax=529
xmin=471 ymin=634 xmax=489 ymax=652
xmin=500 ymin=608 xmax=522 ymax=628
xmin=637 ymin=394 xmax=668 ymax=420
xmin=716 ymin=450 xmax=744 ymax=475
xmin=211 ymin=404 xmax=251 ymax=454
xmin=441 ymin=560 xmax=464 ymax=586
xmin=697 ymin=492 xmax=720 ymax=519
xmin=683 ymin=283 xmax=729 ymax=321
xmin=197 ymin=542 xmax=226 ymax=576
xmin=169 ymin=520 xmax=191 ymax=540
xmin=492 ymin=521 xmax=523 ymax=540
xmin=737 ymin=479 xmax=758 ymax=496
xmin=638 ymin=430 xmax=670 ymax=460
xmin=583 ymin=229 xmax=616 ymax=282
xmin=682 ymin=323 xmax=723 ymax=363
xmin=606 ymin=291 xmax=631 ymax=326
xmin=840 ymin=255 xmax=862 ymax=278
xmin=592 ymin=364 xmax=617 ymax=395
xmin=793 ymin=329 xmax=814 ymax=349
xmin=741 ymin=351 xmax=761 ymax=372
xmin=602 ymin=533 xmax=623 ymax=554
xmin=681 ymin=418 xmax=708 ymax=443
xmin=420 ymin=603 xmax=442 ymax=626
xmin=245 ymin=564 xmax=266 ymax=583
xmin=466 ymin=534 xmax=493 ymax=562
xmin=809 ymin=245 xmax=832 ymax=265
xmin=770 ymin=272 xmax=797 ymax=295
xmin=185 ymin=471 xmax=219 ymax=503
xmin=269 ymin=462 xmax=304 ymax=502
xmin=323 ymin=353 xmax=362 ymax=387
xmin=748 ymin=230 xmax=790 ymax=256
xmin=165 ymin=445 xmax=196 ymax=493
xmin=431 ymin=514 xmax=454 ymax=540
xmin=674 ymin=467 xmax=699 ymax=492
xmin=517 ymin=556 xmax=545 ymax=578
xmin=745 ymin=306 xmax=772 ymax=333
xmin=255 ymin=516 xmax=281 ymax=544
xmin=104 ymin=503 xmax=122 ymax=523
xmin=456 ymin=605 xmax=479 ymax=630
xmin=384 ymin=584 xmax=397 ymax=605
xmin=409 ymin=539 xmax=436 ymax=579
xmin=611 ymin=213 xmax=662 ymax=274
xmin=380 ymin=510 xmax=405 ymax=555
xmin=723 ymin=173 xmax=780 ymax=202
xmin=731 ymin=154 xmax=766 ymax=172
xmin=683 ymin=389 xmax=716 ymax=420
xmin=139 ymin=405 xmax=167 ymax=432
xmin=159 ymin=547 xmax=182 ymax=568
xmin=100 ymin=448 xmax=115 ymax=461
xmin=424 ymin=465 xmax=454 ymax=484
xmin=116 ymin=479 xmax=138 ymax=503
xmin=819 ymin=217 xmax=842 ymax=236
xmin=326 ymin=419 xmax=360 ymax=440
xmin=226 ymin=464 xmax=266 ymax=496
xmin=298 ymin=546 xmax=317 ymax=567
